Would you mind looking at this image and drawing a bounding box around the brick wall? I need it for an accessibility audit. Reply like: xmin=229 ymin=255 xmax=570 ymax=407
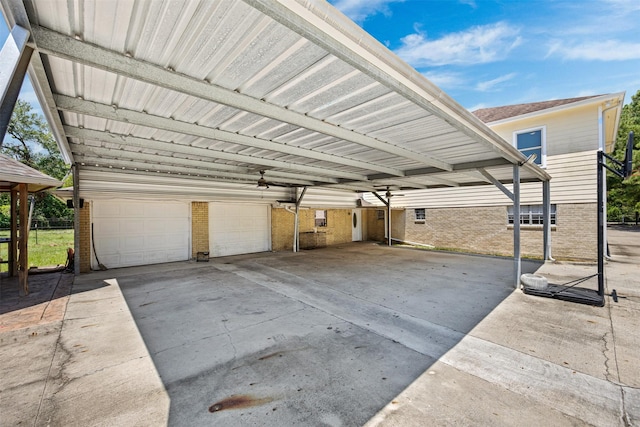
xmin=79 ymin=202 xmax=91 ymax=273
xmin=191 ymin=202 xmax=209 ymax=258
xmin=402 ymin=203 xmax=597 ymax=261
xmin=272 ymin=208 xmax=295 ymax=251
xmin=272 ymin=207 xmax=365 ymax=251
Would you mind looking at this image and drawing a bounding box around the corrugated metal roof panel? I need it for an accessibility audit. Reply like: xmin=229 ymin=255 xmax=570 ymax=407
xmin=1 ymin=0 xmax=550 ymax=199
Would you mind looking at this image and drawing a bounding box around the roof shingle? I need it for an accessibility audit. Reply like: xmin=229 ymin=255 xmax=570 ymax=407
xmin=472 ymin=95 xmax=601 ymax=123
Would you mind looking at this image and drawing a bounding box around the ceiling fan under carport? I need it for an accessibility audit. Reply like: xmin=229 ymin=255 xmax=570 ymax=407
xmin=255 ymin=170 xmax=301 ymax=189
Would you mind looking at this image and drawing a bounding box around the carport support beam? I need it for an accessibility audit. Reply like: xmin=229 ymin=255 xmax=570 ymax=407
xmin=73 ymin=163 xmax=80 ymax=275
xmin=0 ymin=25 xmax=32 ymax=144
xmin=513 ymin=165 xmax=521 ymax=289
xmin=372 ymin=192 xmax=392 ymax=246
xmin=294 ymin=186 xmax=307 ymax=253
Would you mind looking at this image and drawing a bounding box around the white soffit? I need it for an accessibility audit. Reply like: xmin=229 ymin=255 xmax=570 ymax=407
xmin=1 ymin=0 xmax=549 ymax=195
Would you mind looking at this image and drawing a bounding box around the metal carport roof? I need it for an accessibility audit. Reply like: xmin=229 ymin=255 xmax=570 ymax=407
xmin=1 ymin=0 xmax=550 ymax=195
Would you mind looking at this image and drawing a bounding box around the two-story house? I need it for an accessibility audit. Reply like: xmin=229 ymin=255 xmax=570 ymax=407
xmin=364 ymin=93 xmax=624 ymax=261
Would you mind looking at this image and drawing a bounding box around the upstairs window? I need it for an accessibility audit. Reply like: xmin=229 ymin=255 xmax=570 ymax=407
xmin=514 ymin=127 xmax=546 ymax=167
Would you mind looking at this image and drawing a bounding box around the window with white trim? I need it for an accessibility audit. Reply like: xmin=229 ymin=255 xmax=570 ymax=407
xmin=415 ymin=208 xmax=426 ymax=221
xmin=514 ymin=127 xmax=546 ymax=167
xmin=507 ymin=204 xmax=556 ymax=225
xmin=315 ymin=210 xmax=327 ymax=227
xmin=377 ymin=210 xmax=385 ymax=220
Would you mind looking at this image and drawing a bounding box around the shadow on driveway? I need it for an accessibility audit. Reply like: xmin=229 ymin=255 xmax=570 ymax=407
xmin=113 ymin=243 xmax=541 ymax=426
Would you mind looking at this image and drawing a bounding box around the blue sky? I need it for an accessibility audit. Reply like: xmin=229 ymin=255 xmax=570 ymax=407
xmin=329 ymin=0 xmax=640 ymax=110
xmin=2 ymin=0 xmax=639 ymax=115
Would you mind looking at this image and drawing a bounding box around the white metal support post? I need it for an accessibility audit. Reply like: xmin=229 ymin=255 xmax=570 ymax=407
xmin=293 ymin=186 xmax=307 ymax=252
xmin=513 ymin=164 xmax=521 ymax=288
xmin=542 ymin=180 xmax=552 ymax=261
xmin=72 ymin=164 xmax=80 ymax=274
xmin=0 ymin=25 xmax=32 ymax=142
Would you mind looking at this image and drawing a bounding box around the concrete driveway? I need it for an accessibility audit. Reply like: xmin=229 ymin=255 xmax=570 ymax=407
xmin=1 ymin=230 xmax=638 ymax=426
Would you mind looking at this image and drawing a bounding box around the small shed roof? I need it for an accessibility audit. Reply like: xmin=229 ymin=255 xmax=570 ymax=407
xmin=0 ymin=153 xmax=62 ymax=192
xmin=1 ymin=0 xmax=550 ymax=195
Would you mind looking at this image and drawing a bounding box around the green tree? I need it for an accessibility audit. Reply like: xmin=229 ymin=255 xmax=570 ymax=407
xmin=607 ymin=90 xmax=640 ymax=222
xmin=1 ymin=99 xmax=73 ymax=227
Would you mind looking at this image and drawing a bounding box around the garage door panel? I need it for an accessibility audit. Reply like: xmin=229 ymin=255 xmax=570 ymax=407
xmin=97 ymin=220 xmax=121 ymax=235
xmin=145 ymin=219 xmax=169 ymax=234
xmin=121 ymin=219 xmax=145 ymax=235
xmin=144 ymin=251 xmax=168 ymax=264
xmin=92 ymin=200 xmax=190 ymax=269
xmin=101 ymin=236 xmax=122 ymax=253
xmin=209 ymin=203 xmax=270 ymax=257
xmin=123 ymin=236 xmax=145 ymax=252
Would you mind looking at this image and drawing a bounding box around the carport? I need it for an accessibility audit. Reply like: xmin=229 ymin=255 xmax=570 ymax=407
xmin=1 ymin=0 xmax=551 ymax=282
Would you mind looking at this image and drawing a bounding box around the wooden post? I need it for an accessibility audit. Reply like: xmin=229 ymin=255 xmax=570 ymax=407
xmin=10 ymin=186 xmax=18 ymax=277
xmin=18 ymin=183 xmax=28 ymax=295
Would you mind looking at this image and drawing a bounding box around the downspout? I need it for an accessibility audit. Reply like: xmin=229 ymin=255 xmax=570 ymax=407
xmin=598 ymin=105 xmax=607 ymax=256
xmin=598 ymin=102 xmax=620 ymax=258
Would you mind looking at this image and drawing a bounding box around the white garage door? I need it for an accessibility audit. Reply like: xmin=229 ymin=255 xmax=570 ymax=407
xmin=209 ymin=203 xmax=271 ymax=257
xmin=92 ymin=200 xmax=190 ymax=269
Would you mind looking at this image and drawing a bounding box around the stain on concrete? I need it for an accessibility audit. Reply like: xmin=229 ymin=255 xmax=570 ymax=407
xmin=209 ymin=394 xmax=273 ymax=413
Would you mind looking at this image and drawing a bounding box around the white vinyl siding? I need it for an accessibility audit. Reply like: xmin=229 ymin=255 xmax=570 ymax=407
xmin=491 ymin=103 xmax=600 ymax=156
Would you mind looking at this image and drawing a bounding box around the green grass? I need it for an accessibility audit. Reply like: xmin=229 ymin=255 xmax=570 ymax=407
xmin=0 ymin=229 xmax=74 ymax=272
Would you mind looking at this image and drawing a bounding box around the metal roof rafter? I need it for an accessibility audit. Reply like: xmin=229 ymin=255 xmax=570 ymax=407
xmin=54 ymin=95 xmax=402 ymax=178
xmin=64 ymin=126 xmax=340 ymax=184
xmin=71 ymin=149 xmax=316 ymax=186
xmin=54 ymin=95 xmax=368 ymax=181
xmin=31 ymin=25 xmax=452 ymax=173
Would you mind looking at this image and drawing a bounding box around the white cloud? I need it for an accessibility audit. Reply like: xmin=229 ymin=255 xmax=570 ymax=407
xmin=467 ymin=102 xmax=488 ymax=112
xmin=459 ymin=0 xmax=477 ymax=9
xmin=475 ymin=72 xmax=517 ymax=92
xmin=603 ymin=0 xmax=640 ymax=13
xmin=549 ymin=40 xmax=640 ymax=61
xmin=330 ymin=0 xmax=404 ymax=23
xmin=421 ymin=71 xmax=466 ymax=89
xmin=395 ymin=22 xmax=522 ymax=67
